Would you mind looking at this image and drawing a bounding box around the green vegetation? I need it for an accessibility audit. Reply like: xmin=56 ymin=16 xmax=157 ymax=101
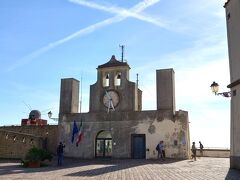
xmin=22 ymin=146 xmax=53 ymax=167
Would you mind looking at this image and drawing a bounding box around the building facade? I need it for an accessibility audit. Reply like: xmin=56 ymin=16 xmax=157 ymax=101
xmin=224 ymin=0 xmax=240 ymax=169
xmin=58 ymin=55 xmax=190 ymax=159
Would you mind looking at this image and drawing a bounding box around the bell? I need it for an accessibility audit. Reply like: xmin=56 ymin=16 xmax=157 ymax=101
xmin=117 ymin=73 xmax=121 ymax=79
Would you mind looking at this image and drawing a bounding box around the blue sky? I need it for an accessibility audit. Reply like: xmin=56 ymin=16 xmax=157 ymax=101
xmin=0 ymin=0 xmax=230 ymax=148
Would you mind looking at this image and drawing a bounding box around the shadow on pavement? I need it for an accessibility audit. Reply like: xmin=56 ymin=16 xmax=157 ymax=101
xmin=0 ymin=158 xmax=183 ymax=176
xmin=64 ymin=158 xmax=183 ymax=177
xmin=225 ymin=168 xmax=240 ymax=180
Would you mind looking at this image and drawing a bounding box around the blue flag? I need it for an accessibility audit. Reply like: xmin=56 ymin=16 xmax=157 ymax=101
xmin=71 ymin=120 xmax=79 ymax=143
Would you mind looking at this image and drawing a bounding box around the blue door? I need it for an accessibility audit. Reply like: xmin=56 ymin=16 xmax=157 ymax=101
xmin=131 ymin=134 xmax=146 ymax=159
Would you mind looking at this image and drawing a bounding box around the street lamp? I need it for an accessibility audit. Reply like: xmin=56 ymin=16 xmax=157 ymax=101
xmin=210 ymin=81 xmax=231 ymax=97
xmin=47 ymin=111 xmax=58 ymax=121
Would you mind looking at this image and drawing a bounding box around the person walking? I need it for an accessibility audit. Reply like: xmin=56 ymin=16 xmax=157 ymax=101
xmin=57 ymin=142 xmax=65 ymax=166
xmin=199 ymin=141 xmax=204 ymax=157
xmin=191 ymin=142 xmax=197 ymax=161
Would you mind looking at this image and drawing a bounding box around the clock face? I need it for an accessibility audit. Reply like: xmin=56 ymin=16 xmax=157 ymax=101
xmin=103 ymin=90 xmax=119 ymax=108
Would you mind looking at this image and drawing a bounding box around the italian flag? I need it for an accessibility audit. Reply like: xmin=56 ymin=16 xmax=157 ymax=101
xmin=76 ymin=120 xmax=83 ymax=146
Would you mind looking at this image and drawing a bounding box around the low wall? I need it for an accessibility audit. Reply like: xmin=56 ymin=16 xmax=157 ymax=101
xmin=0 ymin=130 xmax=43 ymax=159
xmin=0 ymin=125 xmax=58 ymax=159
xmin=196 ymin=149 xmax=230 ymax=158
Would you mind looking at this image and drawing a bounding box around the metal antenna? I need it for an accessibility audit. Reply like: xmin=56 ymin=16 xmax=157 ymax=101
xmin=22 ymin=101 xmax=32 ymax=111
xmin=119 ymin=45 xmax=125 ymax=62
xmin=136 ymin=73 xmax=139 ymax=88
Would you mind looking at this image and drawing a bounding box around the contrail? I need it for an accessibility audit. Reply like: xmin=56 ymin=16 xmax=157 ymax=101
xmin=7 ymin=0 xmax=160 ymax=72
xmin=69 ymin=0 xmax=166 ymax=28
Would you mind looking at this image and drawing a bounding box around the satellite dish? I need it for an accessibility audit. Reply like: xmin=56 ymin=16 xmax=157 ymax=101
xmin=28 ymin=110 xmax=41 ymax=120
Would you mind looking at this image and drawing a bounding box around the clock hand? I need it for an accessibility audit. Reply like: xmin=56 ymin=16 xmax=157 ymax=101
xmin=110 ymin=100 xmax=115 ymax=111
xmin=107 ymin=100 xmax=115 ymax=112
xmin=105 ymin=90 xmax=111 ymax=100
xmin=105 ymin=90 xmax=115 ymax=112
xmin=108 ymin=99 xmax=111 ymax=113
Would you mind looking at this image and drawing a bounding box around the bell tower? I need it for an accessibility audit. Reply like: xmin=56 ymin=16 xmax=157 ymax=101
xmin=89 ymin=55 xmax=142 ymax=112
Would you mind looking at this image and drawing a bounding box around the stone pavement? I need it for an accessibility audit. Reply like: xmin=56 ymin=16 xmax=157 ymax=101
xmin=0 ymin=157 xmax=240 ymax=180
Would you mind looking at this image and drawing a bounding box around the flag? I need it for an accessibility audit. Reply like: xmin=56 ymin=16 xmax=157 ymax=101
xmin=71 ymin=120 xmax=79 ymax=143
xmin=76 ymin=119 xmax=83 ymax=146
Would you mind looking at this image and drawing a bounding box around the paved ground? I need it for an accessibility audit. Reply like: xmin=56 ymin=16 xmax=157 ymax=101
xmin=0 ymin=157 xmax=240 ymax=180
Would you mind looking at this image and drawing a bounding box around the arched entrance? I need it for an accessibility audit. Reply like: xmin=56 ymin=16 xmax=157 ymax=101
xmin=95 ymin=130 xmax=112 ymax=158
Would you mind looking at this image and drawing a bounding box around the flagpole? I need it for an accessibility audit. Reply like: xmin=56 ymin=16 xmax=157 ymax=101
xmin=80 ymin=75 xmax=82 ymax=113
xmin=76 ymin=74 xmax=83 ymax=146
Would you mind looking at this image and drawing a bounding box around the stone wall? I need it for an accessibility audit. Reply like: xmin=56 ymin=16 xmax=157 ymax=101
xmin=196 ymin=149 xmax=230 ymax=158
xmin=0 ymin=125 xmax=58 ymax=159
xmin=0 ymin=130 xmax=43 ymax=159
xmin=224 ymin=0 xmax=240 ymax=170
xmin=59 ymin=109 xmax=190 ymax=159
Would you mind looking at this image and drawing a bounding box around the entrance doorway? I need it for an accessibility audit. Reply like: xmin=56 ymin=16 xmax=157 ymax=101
xmin=131 ymin=134 xmax=146 ymax=159
xmin=95 ymin=130 xmax=112 ymax=158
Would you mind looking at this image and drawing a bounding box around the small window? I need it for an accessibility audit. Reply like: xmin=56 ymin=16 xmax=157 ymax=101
xmin=97 ymin=131 xmax=112 ymax=138
xmin=103 ymin=73 xmax=109 ymax=87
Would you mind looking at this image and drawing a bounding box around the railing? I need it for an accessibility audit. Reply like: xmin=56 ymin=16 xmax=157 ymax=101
xmin=196 ymin=148 xmax=230 ymax=158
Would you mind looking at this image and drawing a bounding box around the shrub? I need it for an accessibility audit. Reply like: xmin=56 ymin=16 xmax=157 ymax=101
xmin=25 ymin=146 xmax=53 ymax=162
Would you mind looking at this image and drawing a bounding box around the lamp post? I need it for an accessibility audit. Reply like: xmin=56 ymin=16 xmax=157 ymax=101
xmin=210 ymin=81 xmax=231 ymax=97
xmin=47 ymin=111 xmax=58 ymax=121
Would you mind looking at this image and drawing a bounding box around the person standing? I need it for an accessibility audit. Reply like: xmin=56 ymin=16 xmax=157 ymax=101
xmin=160 ymin=141 xmax=165 ymax=161
xmin=156 ymin=141 xmax=166 ymax=160
xmin=191 ymin=142 xmax=197 ymax=161
xmin=57 ymin=142 xmax=65 ymax=166
xmin=199 ymin=141 xmax=204 ymax=157
xmin=156 ymin=141 xmax=161 ymax=159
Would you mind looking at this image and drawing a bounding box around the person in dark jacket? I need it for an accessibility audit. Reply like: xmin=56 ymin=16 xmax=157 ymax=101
xmin=199 ymin=141 xmax=204 ymax=157
xmin=156 ymin=141 xmax=161 ymax=159
xmin=57 ymin=142 xmax=65 ymax=166
xmin=191 ymin=142 xmax=197 ymax=161
xmin=160 ymin=141 xmax=165 ymax=160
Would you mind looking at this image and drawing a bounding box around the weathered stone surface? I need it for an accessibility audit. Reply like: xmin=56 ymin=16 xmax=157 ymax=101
xmin=0 ymin=125 xmax=58 ymax=158
xmin=224 ymin=0 xmax=240 ymax=170
xmin=59 ymin=109 xmax=190 ymax=159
